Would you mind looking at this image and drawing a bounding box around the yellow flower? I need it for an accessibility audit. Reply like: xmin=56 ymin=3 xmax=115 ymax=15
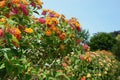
xmin=24 ymin=28 xmax=33 ymax=34
xmin=26 ymin=67 xmax=32 ymax=74
xmin=15 ymin=28 xmax=21 ymax=35
xmin=98 ymin=73 xmax=101 ymax=76
xmin=107 ymin=63 xmax=111 ymax=67
xmin=45 ymin=17 xmax=58 ymax=26
xmin=87 ymin=73 xmax=91 ymax=78
xmin=105 ymin=67 xmax=108 ymax=71
xmin=0 ymin=18 xmax=6 ymax=22
xmin=45 ymin=17 xmax=52 ymax=26
xmin=104 ymin=71 xmax=107 ymax=74
xmin=75 ymin=22 xmax=80 ymax=27
xmin=99 ymin=62 xmax=103 ymax=66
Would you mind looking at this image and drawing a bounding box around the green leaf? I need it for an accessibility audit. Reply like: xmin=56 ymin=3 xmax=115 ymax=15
xmin=33 ymin=10 xmax=39 ymax=15
xmin=48 ymin=77 xmax=56 ymax=80
xmin=5 ymin=63 xmax=13 ymax=75
xmin=7 ymin=19 xmax=17 ymax=26
xmin=3 ymin=7 xmax=9 ymax=12
xmin=12 ymin=35 xmax=19 ymax=45
xmin=1 ymin=48 xmax=11 ymax=52
xmin=5 ymin=33 xmax=12 ymax=44
xmin=0 ymin=64 xmax=5 ymax=69
xmin=55 ymin=72 xmax=70 ymax=80
xmin=10 ymin=16 xmax=19 ymax=23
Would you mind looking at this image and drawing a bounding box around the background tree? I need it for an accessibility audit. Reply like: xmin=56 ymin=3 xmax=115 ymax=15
xmin=89 ymin=32 xmax=116 ymax=51
xmin=112 ymin=34 xmax=120 ymax=61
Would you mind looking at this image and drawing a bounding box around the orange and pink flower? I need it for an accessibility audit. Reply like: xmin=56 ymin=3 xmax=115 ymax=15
xmin=8 ymin=27 xmax=21 ymax=40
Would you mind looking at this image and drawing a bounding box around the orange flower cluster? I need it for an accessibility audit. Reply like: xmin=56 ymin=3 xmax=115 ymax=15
xmin=0 ymin=0 xmax=43 ymax=17
xmin=10 ymin=0 xmax=42 ymax=6
xmin=41 ymin=10 xmax=67 ymax=40
xmin=24 ymin=28 xmax=33 ymax=34
xmin=12 ymin=0 xmax=20 ymax=4
xmin=45 ymin=29 xmax=52 ymax=36
xmin=8 ymin=27 xmax=21 ymax=40
xmin=0 ymin=18 xmax=6 ymax=22
xmin=0 ymin=1 xmax=5 ymax=8
xmin=95 ymin=50 xmax=112 ymax=56
xmin=45 ymin=17 xmax=58 ymax=27
xmin=55 ymin=29 xmax=61 ymax=36
xmin=50 ymin=25 xmax=56 ymax=31
xmin=79 ymin=53 xmax=91 ymax=63
xmin=68 ymin=17 xmax=80 ymax=32
xmin=35 ymin=9 xmax=80 ymax=43
xmin=84 ymin=53 xmax=91 ymax=63
xmin=55 ymin=29 xmax=66 ymax=40
xmin=59 ymin=32 xmax=66 ymax=40
xmin=42 ymin=9 xmax=60 ymax=18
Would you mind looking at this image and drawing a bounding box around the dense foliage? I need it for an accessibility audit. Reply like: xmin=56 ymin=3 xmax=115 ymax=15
xmin=112 ymin=34 xmax=120 ymax=61
xmin=0 ymin=0 xmax=82 ymax=79
xmin=0 ymin=0 xmax=120 ymax=80
xmin=89 ymin=32 xmax=116 ymax=51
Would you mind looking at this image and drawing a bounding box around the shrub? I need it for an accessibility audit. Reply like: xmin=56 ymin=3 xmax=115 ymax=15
xmin=116 ymin=34 xmax=120 ymax=41
xmin=0 ymin=0 xmax=83 ymax=79
xmin=89 ymin=32 xmax=116 ymax=51
xmin=112 ymin=38 xmax=120 ymax=61
xmin=29 ymin=50 xmax=120 ymax=80
xmin=0 ymin=0 xmax=120 ymax=80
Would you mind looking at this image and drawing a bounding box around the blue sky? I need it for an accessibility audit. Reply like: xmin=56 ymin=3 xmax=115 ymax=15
xmin=42 ymin=0 xmax=120 ymax=36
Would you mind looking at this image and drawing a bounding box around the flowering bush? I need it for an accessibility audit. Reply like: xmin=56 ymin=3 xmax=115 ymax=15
xmin=0 ymin=0 xmax=83 ymax=79
xmin=30 ymin=50 xmax=119 ymax=80
xmin=0 ymin=0 xmax=120 ymax=80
